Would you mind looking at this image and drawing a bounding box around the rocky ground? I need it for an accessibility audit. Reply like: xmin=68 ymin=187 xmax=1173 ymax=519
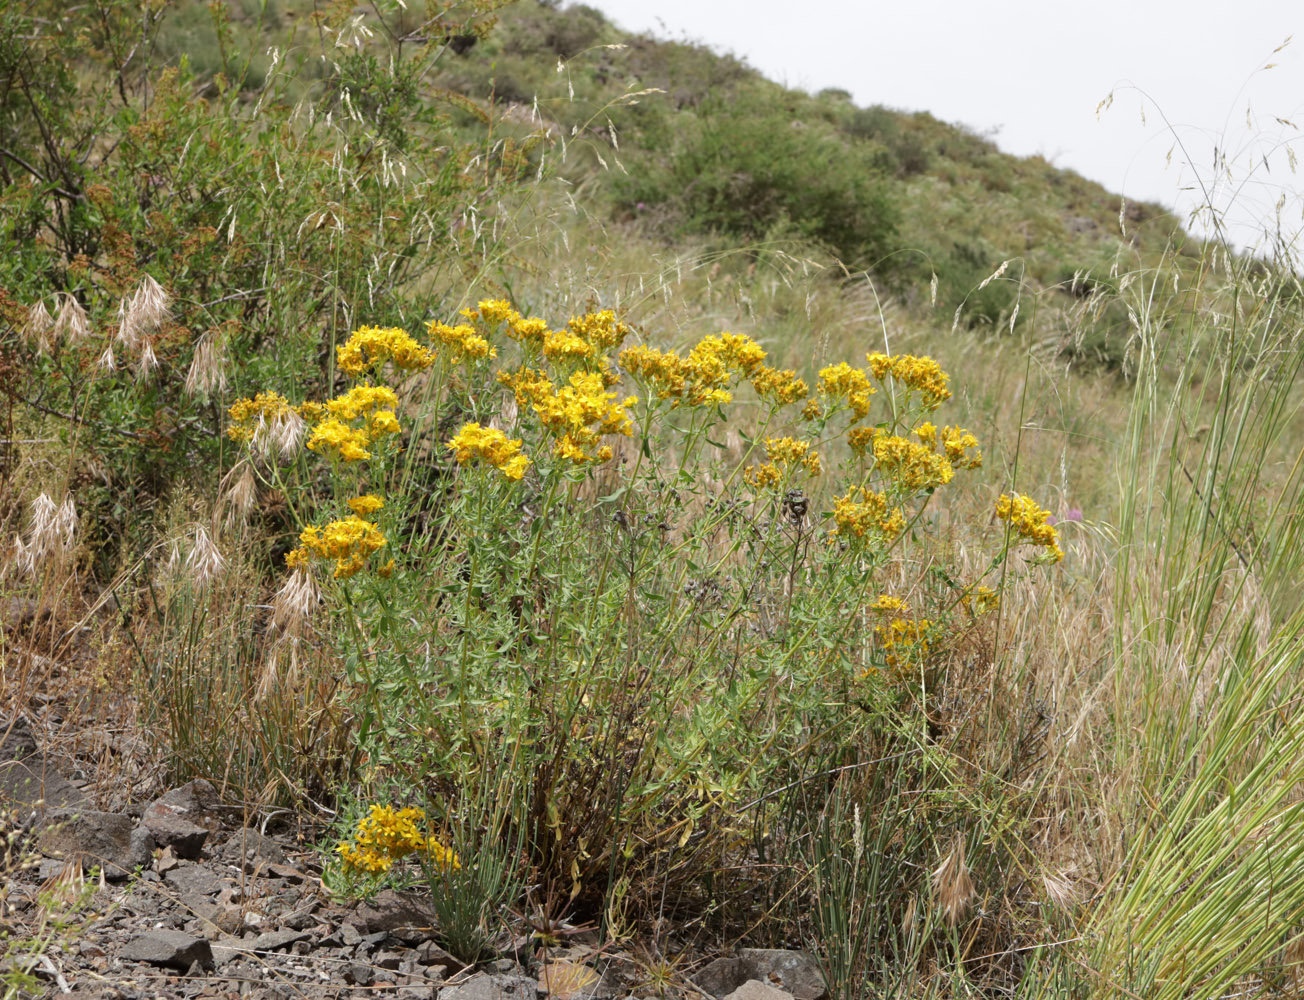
xmin=2 ymin=716 xmax=827 ymax=1000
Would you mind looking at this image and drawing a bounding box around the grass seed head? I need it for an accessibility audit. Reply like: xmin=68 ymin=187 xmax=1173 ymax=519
xmin=184 ymin=524 xmax=226 ymax=588
xmin=127 ymin=274 xmax=171 ymax=336
xmin=52 ymin=293 xmax=89 ymax=348
xmin=136 ymin=341 xmax=160 ymax=380
xmin=22 ymin=300 xmax=54 ymax=353
xmin=933 ymin=833 xmax=975 ymax=926
xmin=185 ymin=330 xmax=228 ymax=396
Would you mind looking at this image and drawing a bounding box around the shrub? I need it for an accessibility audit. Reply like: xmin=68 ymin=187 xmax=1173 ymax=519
xmin=612 ymin=89 xmax=900 ymax=269
xmin=0 ymin=0 xmax=511 ymax=569
xmin=219 ymin=302 xmax=1059 ymax=946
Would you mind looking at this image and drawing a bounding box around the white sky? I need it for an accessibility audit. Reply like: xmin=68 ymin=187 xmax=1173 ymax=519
xmin=586 ymin=1 xmax=1304 ymax=253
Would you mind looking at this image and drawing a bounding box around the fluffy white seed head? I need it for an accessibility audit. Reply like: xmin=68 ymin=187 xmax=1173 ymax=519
xmin=223 ymin=462 xmax=257 ymax=529
xmin=52 ymin=294 xmax=89 ymax=347
xmin=13 ymin=492 xmax=77 ymax=574
xmin=933 ymin=834 xmax=975 ymax=926
xmin=115 ymin=297 xmax=138 ymax=349
xmin=23 ymin=301 xmax=54 ymax=353
xmin=183 ymin=523 xmax=226 ymax=588
xmin=96 ymin=343 xmax=117 ymax=372
xmin=272 ymin=565 xmax=321 ymax=635
xmin=136 ymin=341 xmax=159 ymax=379
xmin=252 ymin=408 xmax=306 ymax=462
xmin=126 ymin=274 xmax=171 ymax=337
xmin=184 ymin=330 xmax=227 ymax=397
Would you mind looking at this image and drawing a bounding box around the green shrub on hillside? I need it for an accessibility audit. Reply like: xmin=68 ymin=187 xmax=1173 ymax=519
xmin=612 ymin=89 xmax=900 ymax=269
xmin=0 ymin=0 xmax=512 ymax=568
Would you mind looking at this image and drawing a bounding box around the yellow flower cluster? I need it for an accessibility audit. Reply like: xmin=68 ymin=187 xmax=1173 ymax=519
xmin=620 ymin=332 xmax=767 ymax=408
xmin=305 ymin=386 xmax=402 ymax=463
xmin=306 ymin=420 xmax=372 ymax=462
xmin=995 ymin=493 xmax=1064 ymax=562
xmin=425 ymin=320 xmax=495 ymax=362
xmin=467 ymin=300 xmax=548 ymax=344
xmin=746 ymin=437 xmax=821 ymax=488
xmin=831 ymin=487 xmax=906 ymax=541
xmin=227 ymin=391 xmax=296 ymax=442
xmin=847 ymin=426 xmax=880 ymax=456
xmin=875 ymin=617 xmax=933 ymax=670
xmin=336 ymin=805 xmax=460 ymax=876
xmin=347 ymin=494 xmax=385 ymax=516
xmin=751 ymin=365 xmax=809 ymax=406
xmin=869 ymin=594 xmax=909 ymax=613
xmin=872 ymin=434 xmax=955 ymax=490
xmin=542 ymin=329 xmax=596 ymax=363
xmin=470 ymin=298 xmax=517 ymax=326
xmin=940 ymin=426 xmax=982 ymax=469
xmin=336 ymin=326 xmax=435 ymax=377
xmin=446 ymin=422 xmax=531 ymax=481
xmin=866 ymin=352 xmax=951 ymax=408
xmin=499 ymin=368 xmax=634 ymax=463
xmin=818 ymin=363 xmax=876 ymax=419
xmin=286 ymin=516 xmax=387 ymax=579
xmin=867 ymin=595 xmax=931 ymax=669
xmin=960 ymin=585 xmax=1000 ymax=615
xmin=566 ymin=309 xmax=631 ymax=351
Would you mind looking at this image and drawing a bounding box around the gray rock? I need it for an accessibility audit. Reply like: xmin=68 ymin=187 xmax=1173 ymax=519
xmin=252 ymin=928 xmax=310 ymax=952
xmin=281 ymin=907 xmax=319 ymax=930
xmin=164 ymin=862 xmax=225 ymax=896
xmin=340 ymin=922 xmax=363 ymax=946
xmin=37 ymin=808 xmax=153 ymax=880
xmin=120 ymin=929 xmax=213 ymax=971
xmin=219 ymin=828 xmax=286 ymax=865
xmin=416 ymin=940 xmax=462 ymax=967
xmin=347 ymin=888 xmax=438 ymax=936
xmin=345 ymin=964 xmax=375 ymax=986
xmin=694 ymin=957 xmax=749 ymax=997
xmin=189 ymin=900 xmax=244 ymax=938
xmin=440 ymin=973 xmax=538 ymax=1000
xmin=737 ymin=951 xmax=825 ymax=1000
xmin=0 ymin=717 xmax=85 ymax=820
xmin=723 ymin=982 xmax=796 ymax=1000
xmin=209 ymin=943 xmax=247 ymax=968
xmin=142 ymin=780 xmax=222 ymax=859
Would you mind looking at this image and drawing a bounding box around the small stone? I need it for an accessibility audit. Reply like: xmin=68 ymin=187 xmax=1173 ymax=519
xmin=441 ymin=972 xmax=539 ymax=1000
xmin=340 ymin=923 xmax=363 ymax=946
xmin=142 ymin=795 xmax=211 ymax=860
xmin=694 ymin=957 xmax=748 ymax=997
xmin=252 ymin=928 xmax=310 ymax=952
xmin=37 ymin=859 xmax=66 ymax=880
xmin=37 ymin=808 xmax=153 ymax=880
xmin=211 ymin=944 xmax=248 ymax=968
xmin=164 ymin=863 xmax=225 ymax=897
xmin=723 ymin=982 xmax=796 ymax=1000
xmin=345 ymin=964 xmax=374 ymax=986
xmin=267 ymin=862 xmax=307 ymax=883
xmin=120 ymin=930 xmax=213 ymax=971
xmin=219 ymin=828 xmax=286 ymax=865
xmin=416 ymin=941 xmax=461 ymax=967
xmin=281 ymin=907 xmax=318 ymax=930
xmin=347 ymin=888 xmax=438 ymax=936
xmin=736 ymin=952 xmax=825 ymax=1000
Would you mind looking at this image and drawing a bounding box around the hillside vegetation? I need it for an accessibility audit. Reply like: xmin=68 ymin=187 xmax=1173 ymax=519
xmin=4 ymin=2 xmax=1304 ymax=998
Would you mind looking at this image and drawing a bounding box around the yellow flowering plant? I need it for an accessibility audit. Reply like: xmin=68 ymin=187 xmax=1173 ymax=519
xmin=223 ymin=300 xmax=1060 ymax=938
